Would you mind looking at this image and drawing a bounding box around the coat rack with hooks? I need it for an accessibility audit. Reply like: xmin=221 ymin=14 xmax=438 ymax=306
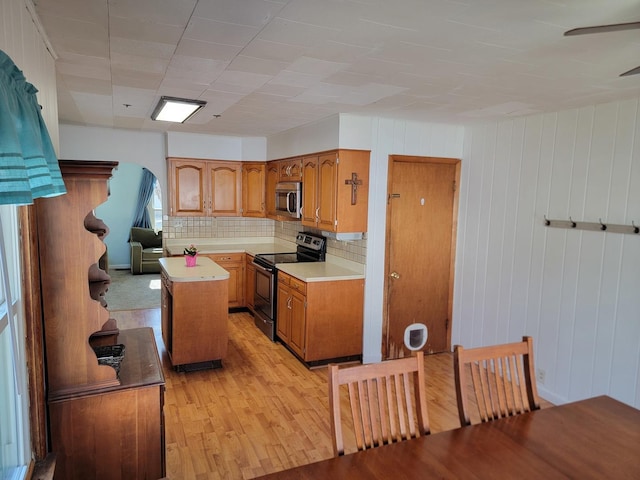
xmin=543 ymin=216 xmax=640 ymax=235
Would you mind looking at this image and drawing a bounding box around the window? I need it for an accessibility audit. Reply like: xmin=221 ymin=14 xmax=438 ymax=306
xmin=150 ymin=180 xmax=162 ymax=232
xmin=0 ymin=205 xmax=30 ymax=479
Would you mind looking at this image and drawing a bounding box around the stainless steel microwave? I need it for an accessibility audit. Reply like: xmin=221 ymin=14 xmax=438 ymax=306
xmin=275 ymin=182 xmax=302 ymax=219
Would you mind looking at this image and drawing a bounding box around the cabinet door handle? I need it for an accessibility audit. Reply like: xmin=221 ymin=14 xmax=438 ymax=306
xmin=315 ymin=207 xmax=319 ymax=222
xmin=286 ymin=192 xmax=294 ymax=214
xmin=287 ymin=297 xmax=292 ymax=309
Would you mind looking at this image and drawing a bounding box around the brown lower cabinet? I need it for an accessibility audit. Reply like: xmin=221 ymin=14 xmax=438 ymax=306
xmin=203 ymin=253 xmax=245 ymax=308
xmin=277 ymin=272 xmax=364 ymax=364
xmin=48 ymin=328 xmax=165 ymax=480
xmin=34 ymin=161 xmax=165 ymax=480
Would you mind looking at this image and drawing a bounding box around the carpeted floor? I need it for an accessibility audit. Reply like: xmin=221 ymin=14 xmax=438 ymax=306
xmin=104 ymin=269 xmax=161 ymax=311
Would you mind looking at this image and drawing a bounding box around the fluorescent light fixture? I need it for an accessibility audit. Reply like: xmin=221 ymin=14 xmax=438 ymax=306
xmin=151 ymin=96 xmax=206 ymax=123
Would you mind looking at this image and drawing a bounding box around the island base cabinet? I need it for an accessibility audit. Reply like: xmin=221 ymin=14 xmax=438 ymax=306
xmin=49 ymin=385 xmax=165 ymax=480
xmin=161 ymin=269 xmax=229 ymax=368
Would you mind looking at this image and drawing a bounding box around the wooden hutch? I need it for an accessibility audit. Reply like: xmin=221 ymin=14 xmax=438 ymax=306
xmin=35 ymin=161 xmax=165 ymax=480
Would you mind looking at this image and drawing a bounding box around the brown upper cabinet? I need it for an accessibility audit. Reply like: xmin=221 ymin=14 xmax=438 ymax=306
xmin=265 ymin=161 xmax=279 ymax=219
xmin=168 ymin=149 xmax=369 ymax=231
xmin=210 ymin=161 xmax=242 ymax=216
xmin=242 ymin=162 xmax=266 ymax=217
xmin=301 ymin=149 xmax=370 ymax=233
xmin=168 ymin=158 xmax=208 ymax=216
xmin=168 ymin=158 xmax=244 ymax=217
xmin=278 ymin=157 xmax=302 ymax=182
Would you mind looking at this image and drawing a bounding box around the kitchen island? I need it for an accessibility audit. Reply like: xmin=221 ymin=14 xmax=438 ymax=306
xmin=159 ymin=256 xmax=230 ymax=371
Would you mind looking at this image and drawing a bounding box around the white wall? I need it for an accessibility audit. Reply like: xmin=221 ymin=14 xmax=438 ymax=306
xmin=60 ymin=127 xmax=269 ymax=215
xmin=166 ymin=131 xmax=266 ymax=160
xmin=267 ymin=115 xmax=340 ymax=159
xmin=457 ymin=99 xmax=640 ymax=408
xmin=95 ymin=163 xmax=144 ymax=268
xmin=1 ymin=0 xmax=58 ymax=151
xmin=59 ymin=124 xmax=166 ymax=203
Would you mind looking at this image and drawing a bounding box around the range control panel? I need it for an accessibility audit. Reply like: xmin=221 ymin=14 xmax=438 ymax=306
xmin=295 ymin=232 xmax=326 ymax=252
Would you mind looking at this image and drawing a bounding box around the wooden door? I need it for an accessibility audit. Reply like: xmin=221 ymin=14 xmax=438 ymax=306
xmin=276 ymin=283 xmax=291 ymax=343
xmin=225 ymin=262 xmax=243 ymax=307
xmin=278 ymin=160 xmax=290 ymax=182
xmin=301 ymin=156 xmax=319 ymax=226
xmin=279 ymin=157 xmax=302 ymax=182
xmin=242 ymin=163 xmax=265 ymax=217
xmin=209 ymin=162 xmax=241 ymax=216
xmin=289 ymin=290 xmax=306 ymax=358
xmin=206 ymin=253 xmax=244 ymax=307
xmin=169 ymin=158 xmax=208 ymax=216
xmin=384 ymin=156 xmax=460 ymax=358
xmin=265 ymin=162 xmax=279 ymax=218
xmin=317 ymin=153 xmax=338 ymax=231
xmin=288 ymin=158 xmax=302 ymax=181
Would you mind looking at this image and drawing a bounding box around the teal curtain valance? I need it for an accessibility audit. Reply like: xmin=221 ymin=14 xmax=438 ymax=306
xmin=0 ymin=50 xmax=66 ymax=205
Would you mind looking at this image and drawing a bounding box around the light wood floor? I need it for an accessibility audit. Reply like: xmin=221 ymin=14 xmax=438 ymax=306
xmin=112 ymin=309 xmax=550 ymax=480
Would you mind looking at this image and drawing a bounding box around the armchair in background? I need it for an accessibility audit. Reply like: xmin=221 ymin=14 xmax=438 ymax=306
xmin=130 ymin=227 xmax=163 ymax=275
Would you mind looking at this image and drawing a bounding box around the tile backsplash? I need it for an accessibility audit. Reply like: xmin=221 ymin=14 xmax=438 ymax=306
xmin=164 ymin=216 xmax=367 ymax=264
xmin=164 ymin=216 xmax=274 ymax=238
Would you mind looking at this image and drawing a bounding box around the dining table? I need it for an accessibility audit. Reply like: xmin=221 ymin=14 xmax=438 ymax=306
xmin=255 ymin=395 xmax=640 ymax=479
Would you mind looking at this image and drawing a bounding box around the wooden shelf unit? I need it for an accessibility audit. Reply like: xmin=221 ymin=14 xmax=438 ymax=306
xmin=35 ymin=160 xmax=165 ymax=480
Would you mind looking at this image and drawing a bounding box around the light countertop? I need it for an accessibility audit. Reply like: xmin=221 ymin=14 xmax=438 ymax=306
xmin=164 ymin=236 xmax=365 ymax=282
xmin=159 ymin=256 xmax=230 ymax=282
xmin=277 ymin=261 xmax=365 ymax=282
xmin=165 ymin=237 xmax=296 ymax=257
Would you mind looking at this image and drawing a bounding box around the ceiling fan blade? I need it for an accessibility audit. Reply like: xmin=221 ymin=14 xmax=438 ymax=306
xmin=620 ymin=65 xmax=640 ymax=77
xmin=564 ymin=21 xmax=640 ymax=36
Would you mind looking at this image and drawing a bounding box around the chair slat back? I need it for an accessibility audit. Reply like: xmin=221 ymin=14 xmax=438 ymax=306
xmin=329 ymin=352 xmax=430 ymax=456
xmin=454 ymin=336 xmax=540 ymax=426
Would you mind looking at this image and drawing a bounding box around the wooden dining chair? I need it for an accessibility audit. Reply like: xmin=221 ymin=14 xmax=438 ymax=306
xmin=453 ymin=336 xmax=540 ymax=427
xmin=328 ymin=352 xmax=430 ymax=457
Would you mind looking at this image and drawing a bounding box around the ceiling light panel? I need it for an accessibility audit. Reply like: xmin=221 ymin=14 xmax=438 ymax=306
xmin=151 ymin=96 xmax=206 ymax=122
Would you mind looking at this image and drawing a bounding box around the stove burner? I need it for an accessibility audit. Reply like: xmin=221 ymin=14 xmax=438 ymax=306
xmin=253 ymin=232 xmax=326 ymax=269
xmin=256 ymin=252 xmax=298 ymax=265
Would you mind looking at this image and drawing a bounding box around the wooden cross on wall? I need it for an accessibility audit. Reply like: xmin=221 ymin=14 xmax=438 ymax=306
xmin=344 ymin=172 xmax=363 ymax=205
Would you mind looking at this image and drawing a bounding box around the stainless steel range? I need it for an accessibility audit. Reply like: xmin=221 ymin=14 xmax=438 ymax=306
xmin=252 ymin=232 xmax=326 ymax=340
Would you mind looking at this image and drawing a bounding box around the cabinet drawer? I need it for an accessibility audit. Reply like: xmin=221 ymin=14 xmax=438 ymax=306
xmin=278 ymin=271 xmax=291 ymax=286
xmin=210 ymin=253 xmax=244 ymax=263
xmin=289 ymin=276 xmax=306 ymax=294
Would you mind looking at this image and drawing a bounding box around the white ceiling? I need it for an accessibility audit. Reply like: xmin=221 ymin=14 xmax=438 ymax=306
xmin=33 ymin=0 xmax=640 ymax=137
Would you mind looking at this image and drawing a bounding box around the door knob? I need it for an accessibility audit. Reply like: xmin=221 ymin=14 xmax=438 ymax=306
xmin=389 ymin=271 xmax=400 ymax=279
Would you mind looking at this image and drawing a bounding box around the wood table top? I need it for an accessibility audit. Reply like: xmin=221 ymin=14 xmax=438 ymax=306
xmin=256 ymin=396 xmax=640 ymax=479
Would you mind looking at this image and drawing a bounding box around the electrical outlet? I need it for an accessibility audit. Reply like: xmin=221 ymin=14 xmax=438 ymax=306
xmin=536 ymin=368 xmax=545 ymax=384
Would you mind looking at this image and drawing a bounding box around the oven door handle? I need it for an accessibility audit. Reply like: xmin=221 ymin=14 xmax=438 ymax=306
xmin=252 ymin=261 xmax=274 ymax=273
